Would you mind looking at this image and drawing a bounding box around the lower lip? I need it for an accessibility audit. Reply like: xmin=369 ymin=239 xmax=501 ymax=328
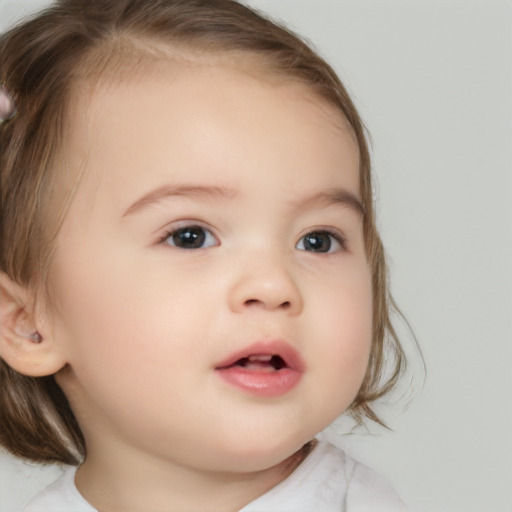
xmin=215 ymin=367 xmax=302 ymax=397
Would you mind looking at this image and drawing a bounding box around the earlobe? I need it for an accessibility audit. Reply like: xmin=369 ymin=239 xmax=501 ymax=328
xmin=0 ymin=272 xmax=66 ymax=377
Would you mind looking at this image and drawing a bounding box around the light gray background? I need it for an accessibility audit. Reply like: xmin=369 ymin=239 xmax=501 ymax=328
xmin=0 ymin=1 xmax=510 ymax=511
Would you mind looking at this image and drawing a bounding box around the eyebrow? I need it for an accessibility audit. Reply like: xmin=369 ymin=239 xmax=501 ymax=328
xmin=122 ymin=183 xmax=365 ymax=218
xmin=122 ymin=184 xmax=238 ymax=217
xmin=293 ymin=188 xmax=365 ymax=217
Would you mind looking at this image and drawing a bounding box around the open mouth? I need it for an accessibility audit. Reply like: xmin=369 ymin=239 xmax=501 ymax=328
xmin=214 ymin=342 xmax=304 ymax=396
xmin=228 ymin=354 xmax=287 ymax=372
xmin=215 ymin=341 xmax=304 ymax=373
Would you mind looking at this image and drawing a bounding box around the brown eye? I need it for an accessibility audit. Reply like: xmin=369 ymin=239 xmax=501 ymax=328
xmin=165 ymin=226 xmax=217 ymax=249
xmin=296 ymin=230 xmax=344 ymax=253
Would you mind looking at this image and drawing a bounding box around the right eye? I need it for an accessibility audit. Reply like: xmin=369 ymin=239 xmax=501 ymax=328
xmin=163 ymin=225 xmax=218 ymax=249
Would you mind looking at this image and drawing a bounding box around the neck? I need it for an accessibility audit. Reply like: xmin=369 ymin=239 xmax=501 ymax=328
xmin=75 ymin=438 xmax=314 ymax=512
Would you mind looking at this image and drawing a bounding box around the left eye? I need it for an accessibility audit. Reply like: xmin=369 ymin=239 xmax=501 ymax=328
xmin=296 ymin=230 xmax=344 ymax=253
xmin=164 ymin=225 xmax=218 ymax=249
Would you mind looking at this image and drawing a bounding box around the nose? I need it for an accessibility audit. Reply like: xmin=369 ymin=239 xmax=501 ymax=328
xmin=227 ymin=253 xmax=303 ymax=315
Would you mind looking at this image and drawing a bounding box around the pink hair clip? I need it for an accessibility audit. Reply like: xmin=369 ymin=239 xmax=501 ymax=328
xmin=0 ymin=84 xmax=17 ymax=124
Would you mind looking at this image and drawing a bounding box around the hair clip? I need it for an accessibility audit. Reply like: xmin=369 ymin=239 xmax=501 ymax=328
xmin=0 ymin=84 xmax=17 ymax=124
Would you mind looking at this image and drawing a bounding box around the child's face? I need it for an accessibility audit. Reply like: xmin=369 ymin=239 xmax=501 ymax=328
xmin=49 ymin=59 xmax=372 ymax=472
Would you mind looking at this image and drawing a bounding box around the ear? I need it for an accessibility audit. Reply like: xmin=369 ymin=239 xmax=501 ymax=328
xmin=0 ymin=272 xmax=66 ymax=377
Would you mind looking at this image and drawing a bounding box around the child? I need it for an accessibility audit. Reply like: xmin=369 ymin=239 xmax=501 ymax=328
xmin=0 ymin=0 xmax=409 ymax=510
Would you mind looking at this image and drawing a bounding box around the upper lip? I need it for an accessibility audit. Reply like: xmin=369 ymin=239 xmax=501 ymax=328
xmin=214 ymin=340 xmax=305 ymax=372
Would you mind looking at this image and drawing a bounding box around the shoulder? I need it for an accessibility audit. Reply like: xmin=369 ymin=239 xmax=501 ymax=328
xmin=242 ymin=440 xmax=410 ymax=512
xmin=341 ymin=450 xmax=409 ymax=511
xmin=319 ymin=441 xmax=410 ymax=512
xmin=22 ymin=466 xmax=96 ymax=512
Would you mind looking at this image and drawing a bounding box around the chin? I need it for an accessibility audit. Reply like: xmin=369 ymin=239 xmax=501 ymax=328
xmin=204 ymin=428 xmax=316 ymax=473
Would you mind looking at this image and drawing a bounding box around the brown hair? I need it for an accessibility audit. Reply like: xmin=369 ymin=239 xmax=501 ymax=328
xmin=0 ymin=0 xmax=406 ymax=466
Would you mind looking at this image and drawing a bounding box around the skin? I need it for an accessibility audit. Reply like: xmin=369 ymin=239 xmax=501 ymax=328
xmin=2 ymin=58 xmax=373 ymax=512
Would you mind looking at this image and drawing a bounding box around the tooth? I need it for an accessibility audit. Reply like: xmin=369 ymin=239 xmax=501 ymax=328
xmin=248 ymin=355 xmax=272 ymax=362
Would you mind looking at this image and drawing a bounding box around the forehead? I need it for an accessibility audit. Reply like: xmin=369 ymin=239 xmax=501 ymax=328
xmin=62 ymin=57 xmax=359 ymax=212
xmin=68 ymin=46 xmax=356 ymax=143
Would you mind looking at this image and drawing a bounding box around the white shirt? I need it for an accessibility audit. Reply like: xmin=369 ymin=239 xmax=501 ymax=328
xmin=22 ymin=441 xmax=408 ymax=512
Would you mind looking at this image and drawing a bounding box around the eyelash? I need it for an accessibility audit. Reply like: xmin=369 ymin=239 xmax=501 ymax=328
xmin=158 ymin=224 xmax=348 ymax=254
xmin=159 ymin=224 xmax=219 ymax=250
xmin=296 ymin=229 xmax=347 ymax=254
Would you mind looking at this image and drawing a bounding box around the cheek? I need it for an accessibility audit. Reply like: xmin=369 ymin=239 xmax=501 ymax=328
xmin=50 ymin=250 xmax=217 ymax=378
xmin=308 ymin=262 xmax=373 ymax=385
xmin=50 ymin=264 xmax=208 ymax=427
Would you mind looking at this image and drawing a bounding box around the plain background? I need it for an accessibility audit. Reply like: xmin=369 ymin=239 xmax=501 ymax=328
xmin=0 ymin=1 xmax=510 ymax=511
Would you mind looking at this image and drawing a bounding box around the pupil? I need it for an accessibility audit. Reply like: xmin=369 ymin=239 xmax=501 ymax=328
xmin=304 ymin=232 xmax=331 ymax=252
xmin=173 ymin=227 xmax=205 ymax=249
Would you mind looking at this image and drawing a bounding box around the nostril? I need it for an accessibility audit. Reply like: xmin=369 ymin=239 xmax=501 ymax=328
xmin=243 ymin=299 xmax=291 ymax=309
xmin=244 ymin=299 xmax=262 ymax=306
